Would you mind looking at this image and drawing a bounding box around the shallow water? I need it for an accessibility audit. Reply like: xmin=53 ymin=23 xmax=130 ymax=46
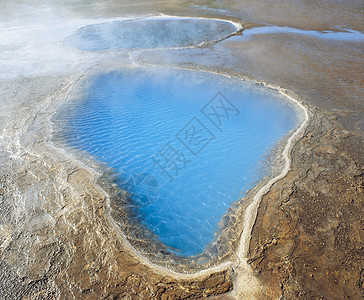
xmin=64 ymin=17 xmax=237 ymax=51
xmin=238 ymin=26 xmax=364 ymax=42
xmin=55 ymin=67 xmax=299 ymax=256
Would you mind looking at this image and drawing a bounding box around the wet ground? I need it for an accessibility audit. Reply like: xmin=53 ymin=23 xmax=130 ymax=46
xmin=0 ymin=0 xmax=363 ymax=299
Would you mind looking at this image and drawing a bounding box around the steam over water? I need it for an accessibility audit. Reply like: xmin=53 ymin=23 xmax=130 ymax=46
xmin=0 ymin=0 xmax=362 ymax=298
xmin=64 ymin=17 xmax=238 ymax=51
xmin=54 ymin=68 xmax=299 ymax=256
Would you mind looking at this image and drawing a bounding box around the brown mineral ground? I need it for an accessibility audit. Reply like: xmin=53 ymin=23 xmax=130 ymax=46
xmin=0 ymin=0 xmax=363 ymax=299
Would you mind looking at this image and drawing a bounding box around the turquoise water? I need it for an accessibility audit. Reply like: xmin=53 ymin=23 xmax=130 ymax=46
xmin=64 ymin=17 xmax=237 ymax=51
xmin=56 ymin=68 xmax=298 ymax=256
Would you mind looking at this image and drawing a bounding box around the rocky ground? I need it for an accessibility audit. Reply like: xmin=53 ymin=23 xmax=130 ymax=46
xmin=248 ymin=112 xmax=363 ymax=299
xmin=0 ymin=76 xmax=234 ymax=299
xmin=136 ymin=3 xmax=364 ymax=298
xmin=0 ymin=0 xmax=363 ymax=299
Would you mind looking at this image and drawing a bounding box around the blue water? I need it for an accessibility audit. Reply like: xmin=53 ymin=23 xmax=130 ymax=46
xmin=64 ymin=17 xmax=237 ymax=51
xmin=57 ymin=68 xmax=298 ymax=256
xmin=238 ymin=26 xmax=364 ymax=42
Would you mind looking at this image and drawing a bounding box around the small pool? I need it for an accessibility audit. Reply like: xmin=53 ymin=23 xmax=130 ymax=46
xmin=64 ymin=17 xmax=238 ymax=51
xmin=55 ymin=67 xmax=299 ymax=256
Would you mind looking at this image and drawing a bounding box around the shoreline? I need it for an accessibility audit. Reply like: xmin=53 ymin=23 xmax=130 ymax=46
xmin=237 ymin=87 xmax=309 ymax=260
xmin=1 ymin=3 xmax=361 ymax=298
xmin=62 ymin=14 xmax=243 ymax=53
xmin=48 ymin=63 xmax=310 ymax=281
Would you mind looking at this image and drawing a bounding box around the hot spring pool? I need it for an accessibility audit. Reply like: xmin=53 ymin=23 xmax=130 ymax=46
xmin=55 ymin=67 xmax=299 ymax=256
xmin=64 ymin=16 xmax=238 ymax=51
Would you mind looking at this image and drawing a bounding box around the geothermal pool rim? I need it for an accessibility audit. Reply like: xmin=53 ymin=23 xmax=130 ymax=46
xmin=50 ymin=64 xmax=310 ymax=279
xmin=51 ymin=13 xmax=310 ymax=280
xmin=63 ymin=14 xmax=244 ymax=52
